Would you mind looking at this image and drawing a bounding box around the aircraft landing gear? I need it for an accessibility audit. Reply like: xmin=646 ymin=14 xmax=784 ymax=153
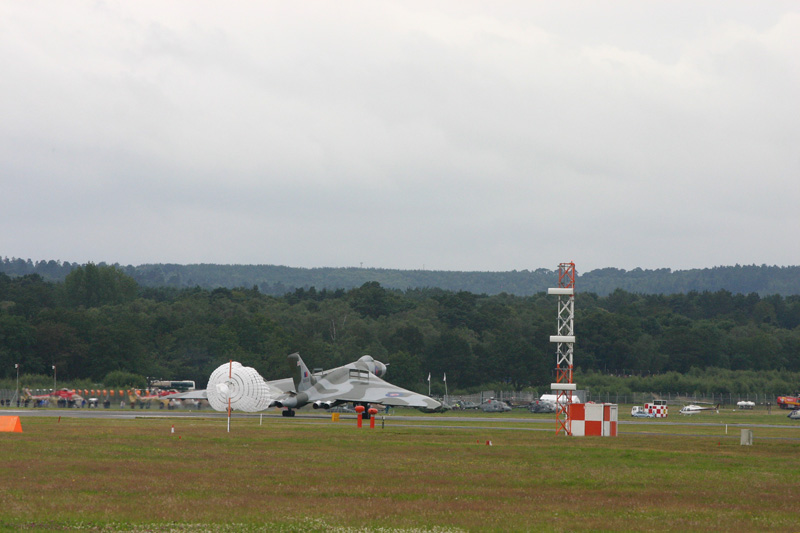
xmin=281 ymin=409 xmax=295 ymax=417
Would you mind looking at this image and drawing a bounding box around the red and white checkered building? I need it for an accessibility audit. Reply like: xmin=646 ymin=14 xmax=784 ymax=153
xmin=645 ymin=401 xmax=669 ymax=418
xmin=569 ymin=403 xmax=618 ymax=437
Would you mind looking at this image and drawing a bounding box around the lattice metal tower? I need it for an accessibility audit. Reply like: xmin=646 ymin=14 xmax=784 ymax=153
xmin=548 ymin=262 xmax=576 ymax=436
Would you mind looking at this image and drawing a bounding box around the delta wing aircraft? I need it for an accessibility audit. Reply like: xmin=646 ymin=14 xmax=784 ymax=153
xmin=174 ymin=353 xmax=446 ymax=417
xmin=270 ymin=353 xmax=446 ymax=417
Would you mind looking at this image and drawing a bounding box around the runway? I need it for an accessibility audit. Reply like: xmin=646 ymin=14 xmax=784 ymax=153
xmin=3 ymin=407 xmax=798 ymax=435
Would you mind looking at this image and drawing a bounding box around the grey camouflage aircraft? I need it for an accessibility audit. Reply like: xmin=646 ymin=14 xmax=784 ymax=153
xmin=480 ymin=398 xmax=512 ymax=412
xmin=270 ymin=353 xmax=446 ymax=417
xmin=174 ymin=353 xmax=447 ymax=418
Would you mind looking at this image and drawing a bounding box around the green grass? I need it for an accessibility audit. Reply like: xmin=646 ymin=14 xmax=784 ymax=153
xmin=1 ymin=412 xmax=799 ymax=532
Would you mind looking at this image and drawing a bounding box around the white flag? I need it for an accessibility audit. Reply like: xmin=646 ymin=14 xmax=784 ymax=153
xmin=15 ymin=363 xmax=19 ymax=369
xmin=427 ymin=373 xmax=430 ymax=382
xmin=443 ymin=373 xmax=446 ymax=382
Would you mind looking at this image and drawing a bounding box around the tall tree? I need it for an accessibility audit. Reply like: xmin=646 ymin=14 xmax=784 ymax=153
xmin=64 ymin=264 xmax=137 ymax=308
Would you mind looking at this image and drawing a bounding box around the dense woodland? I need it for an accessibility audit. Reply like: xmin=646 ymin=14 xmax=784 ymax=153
xmin=3 ymin=257 xmax=800 ymax=297
xmin=1 ymin=264 xmax=799 ymax=396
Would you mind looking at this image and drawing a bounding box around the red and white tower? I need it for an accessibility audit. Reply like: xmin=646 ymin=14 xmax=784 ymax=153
xmin=548 ymin=262 xmax=576 ymax=436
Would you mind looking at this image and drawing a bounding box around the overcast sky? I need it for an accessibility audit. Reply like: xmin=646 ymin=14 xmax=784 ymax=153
xmin=1 ymin=1 xmax=798 ymax=273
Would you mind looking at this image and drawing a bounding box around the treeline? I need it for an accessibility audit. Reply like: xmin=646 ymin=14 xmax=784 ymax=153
xmin=1 ymin=264 xmax=799 ymax=395
xmin=3 ymin=257 xmax=800 ymax=297
xmin=579 ymin=368 xmax=800 ymax=397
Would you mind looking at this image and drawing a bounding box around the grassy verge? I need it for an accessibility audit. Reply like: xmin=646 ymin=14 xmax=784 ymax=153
xmin=1 ymin=414 xmax=798 ymax=531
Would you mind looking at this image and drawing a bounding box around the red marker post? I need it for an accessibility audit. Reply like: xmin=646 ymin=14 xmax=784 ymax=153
xmin=369 ymin=408 xmax=378 ymax=428
xmin=355 ymin=405 xmax=365 ymax=428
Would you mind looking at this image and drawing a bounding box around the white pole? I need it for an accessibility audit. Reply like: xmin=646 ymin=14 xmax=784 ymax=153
xmin=227 ymin=360 xmax=232 ymax=433
xmin=15 ymin=363 xmax=19 ymax=405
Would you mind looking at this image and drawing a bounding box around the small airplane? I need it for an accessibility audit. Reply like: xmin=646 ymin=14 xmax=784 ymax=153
xmin=175 ymin=353 xmax=447 ymax=417
xmin=679 ymin=403 xmax=720 ymax=415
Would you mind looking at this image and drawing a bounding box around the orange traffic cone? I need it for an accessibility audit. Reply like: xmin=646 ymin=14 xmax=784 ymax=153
xmin=0 ymin=416 xmax=23 ymax=433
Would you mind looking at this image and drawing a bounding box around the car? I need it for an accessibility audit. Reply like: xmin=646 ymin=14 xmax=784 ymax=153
xmin=631 ymin=406 xmax=655 ymax=418
xmin=788 ymin=409 xmax=800 ymax=420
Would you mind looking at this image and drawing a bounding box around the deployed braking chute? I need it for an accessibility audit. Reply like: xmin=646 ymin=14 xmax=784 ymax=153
xmin=205 ymin=361 xmax=280 ymax=412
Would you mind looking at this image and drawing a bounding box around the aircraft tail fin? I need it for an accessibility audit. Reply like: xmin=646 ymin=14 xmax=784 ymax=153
xmin=288 ymin=352 xmax=313 ymax=393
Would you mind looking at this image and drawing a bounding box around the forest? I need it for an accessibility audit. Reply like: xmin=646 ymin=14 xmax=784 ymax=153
xmin=3 ymin=257 xmax=800 ymax=297
xmin=1 ymin=264 xmax=799 ymax=396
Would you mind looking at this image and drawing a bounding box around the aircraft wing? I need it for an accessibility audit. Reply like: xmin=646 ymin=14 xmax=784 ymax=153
xmin=167 ymin=378 xmax=294 ymax=403
xmin=166 ymin=378 xmax=294 ymax=402
xmin=168 ymin=389 xmax=208 ymax=400
xmin=308 ymin=370 xmax=444 ymax=412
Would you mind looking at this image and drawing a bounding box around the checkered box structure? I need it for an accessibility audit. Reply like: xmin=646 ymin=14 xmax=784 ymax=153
xmin=569 ymin=403 xmax=618 ymax=437
xmin=645 ymin=400 xmax=668 ymax=418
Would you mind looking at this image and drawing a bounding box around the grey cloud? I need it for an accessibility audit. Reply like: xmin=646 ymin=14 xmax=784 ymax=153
xmin=1 ymin=1 xmax=798 ymax=271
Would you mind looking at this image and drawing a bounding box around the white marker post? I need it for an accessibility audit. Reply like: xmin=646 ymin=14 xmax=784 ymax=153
xmin=227 ymin=359 xmax=232 ymax=433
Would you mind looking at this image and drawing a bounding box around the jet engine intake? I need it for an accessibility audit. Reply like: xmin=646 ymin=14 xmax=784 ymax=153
xmin=373 ymin=361 xmax=387 ymax=378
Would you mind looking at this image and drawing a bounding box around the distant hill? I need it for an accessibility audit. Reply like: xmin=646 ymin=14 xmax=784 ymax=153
xmin=2 ymin=257 xmax=799 ymax=297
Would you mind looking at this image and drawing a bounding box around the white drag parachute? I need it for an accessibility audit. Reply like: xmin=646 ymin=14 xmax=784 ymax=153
xmin=206 ymin=361 xmax=278 ymax=412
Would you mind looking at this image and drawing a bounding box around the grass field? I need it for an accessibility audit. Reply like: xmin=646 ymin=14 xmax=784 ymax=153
xmin=1 ymin=409 xmax=799 ymax=532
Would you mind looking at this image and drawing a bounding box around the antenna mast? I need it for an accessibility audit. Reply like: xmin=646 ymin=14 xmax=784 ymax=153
xmin=548 ymin=262 xmax=576 ymax=436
